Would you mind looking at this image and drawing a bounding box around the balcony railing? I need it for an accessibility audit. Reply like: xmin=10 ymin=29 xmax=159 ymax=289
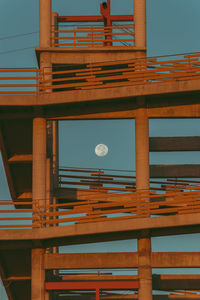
xmin=0 ymin=69 xmax=39 ymax=94
xmin=1 ymin=168 xmax=200 ymax=229
xmin=1 ymin=53 xmax=200 ymax=94
xmin=40 ymin=53 xmax=200 ymax=93
xmin=51 ymin=24 xmax=135 ymax=47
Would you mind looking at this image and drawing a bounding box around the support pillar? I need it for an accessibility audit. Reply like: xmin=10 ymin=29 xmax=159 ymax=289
xmin=39 ymin=0 xmax=52 ymax=47
xmin=135 ymin=98 xmax=149 ymax=190
xmin=138 ymin=235 xmax=152 ymax=300
xmin=39 ymin=0 xmax=52 ymax=92
xmin=135 ymin=97 xmax=152 ymax=300
xmin=134 ymin=0 xmax=146 ymax=49
xmin=31 ymin=248 xmax=45 ymax=300
xmin=32 ymin=117 xmax=46 ymax=223
xmin=52 ymin=121 xmax=59 ymax=254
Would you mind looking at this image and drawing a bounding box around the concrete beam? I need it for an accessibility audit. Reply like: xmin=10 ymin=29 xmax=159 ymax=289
xmin=37 ymin=80 xmax=200 ymax=106
xmin=149 ymin=137 xmax=200 ymax=152
xmin=8 ymin=154 xmax=32 ymax=163
xmin=150 ymin=164 xmax=200 ymax=178
xmin=0 ymin=81 xmax=200 ymax=108
xmin=44 ymin=253 xmax=139 ymax=269
xmin=44 ymin=252 xmax=200 ymax=269
xmin=153 ymin=274 xmax=200 ymax=291
xmin=36 ymin=47 xmax=146 ymax=65
xmin=1 ymin=213 xmax=200 ymax=247
xmin=152 ymin=252 xmax=200 ymax=268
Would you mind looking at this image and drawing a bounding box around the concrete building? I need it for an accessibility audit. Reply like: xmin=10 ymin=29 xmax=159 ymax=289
xmin=1 ymin=0 xmax=200 ymax=299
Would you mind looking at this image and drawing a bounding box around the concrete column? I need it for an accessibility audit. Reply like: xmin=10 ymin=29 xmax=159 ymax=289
xmin=31 ymin=248 xmax=45 ymax=300
xmin=52 ymin=121 xmax=59 ymax=254
xmin=138 ymin=236 xmax=152 ymax=300
xmin=134 ymin=0 xmax=146 ymax=49
xmin=135 ymin=98 xmax=149 ymax=190
xmin=52 ymin=121 xmax=59 ymax=188
xmin=32 ymin=118 xmax=46 ymax=220
xmin=39 ymin=0 xmax=52 ymax=47
xmin=46 ymin=157 xmax=51 ymax=227
xmin=135 ymin=97 xmax=152 ymax=300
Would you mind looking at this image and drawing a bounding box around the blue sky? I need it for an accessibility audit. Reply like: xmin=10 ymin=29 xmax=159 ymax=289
xmin=1 ymin=0 xmax=200 ymax=67
xmin=1 ymin=0 xmax=200 ymax=298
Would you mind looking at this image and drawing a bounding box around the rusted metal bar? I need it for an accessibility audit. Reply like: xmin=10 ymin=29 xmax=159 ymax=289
xmin=45 ymin=280 xmax=139 ymax=290
xmin=57 ymin=15 xmax=133 ymax=23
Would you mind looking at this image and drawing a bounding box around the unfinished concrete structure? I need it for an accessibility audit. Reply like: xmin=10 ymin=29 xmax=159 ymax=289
xmin=1 ymin=0 xmax=200 ymax=299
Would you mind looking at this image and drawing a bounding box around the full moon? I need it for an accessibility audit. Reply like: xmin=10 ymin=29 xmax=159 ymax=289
xmin=95 ymin=144 xmax=108 ymax=157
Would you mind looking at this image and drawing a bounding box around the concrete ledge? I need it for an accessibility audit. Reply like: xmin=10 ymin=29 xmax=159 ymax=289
xmin=0 ymin=213 xmax=200 ymax=245
xmin=0 ymin=79 xmax=200 ymax=107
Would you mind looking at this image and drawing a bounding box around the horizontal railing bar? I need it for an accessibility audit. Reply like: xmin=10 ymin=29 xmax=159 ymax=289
xmin=40 ymin=81 xmax=103 ymax=90
xmin=54 ymin=34 xmax=134 ymax=40
xmin=59 ymin=168 xmax=104 ymax=173
xmin=43 ymin=67 xmax=102 ymax=76
xmin=0 ymin=77 xmax=37 ymax=80
xmin=0 ymin=217 xmax=36 ymax=221
xmin=0 ymin=69 xmax=38 ymax=72
xmin=0 ymin=210 xmax=33 ymax=213
xmin=0 ymin=91 xmax=36 ymax=94
xmin=52 ymin=26 xmax=134 ymax=32
xmin=0 ymin=84 xmax=37 ymax=87
xmin=76 ymin=38 xmax=135 ymax=42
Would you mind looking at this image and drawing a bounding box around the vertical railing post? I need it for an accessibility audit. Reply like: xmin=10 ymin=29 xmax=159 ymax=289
xmin=36 ymin=70 xmax=39 ymax=96
xmin=73 ymin=28 xmax=77 ymax=47
xmin=52 ymin=12 xmax=58 ymax=47
xmin=91 ymin=26 xmax=94 ymax=47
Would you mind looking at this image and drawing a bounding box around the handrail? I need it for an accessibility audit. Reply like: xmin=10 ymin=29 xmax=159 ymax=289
xmin=39 ymin=53 xmax=200 ymax=93
xmin=1 ymin=167 xmax=200 ymax=229
xmin=0 ymin=69 xmax=39 ymax=95
xmin=1 ymin=188 xmax=200 ymax=228
xmin=51 ymin=24 xmax=135 ymax=47
xmin=1 ymin=53 xmax=200 ymax=94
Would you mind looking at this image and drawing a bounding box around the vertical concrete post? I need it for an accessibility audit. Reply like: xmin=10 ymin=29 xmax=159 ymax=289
xmin=32 ymin=117 xmax=46 ymax=224
xmin=46 ymin=156 xmax=51 ymax=227
xmin=138 ymin=235 xmax=152 ymax=300
xmin=31 ymin=248 xmax=45 ymax=300
xmin=134 ymin=0 xmax=146 ymax=49
xmin=39 ymin=0 xmax=52 ymax=47
xmin=39 ymin=0 xmax=52 ymax=93
xmin=52 ymin=121 xmax=59 ymax=188
xmin=135 ymin=97 xmax=152 ymax=300
xmin=135 ymin=98 xmax=149 ymax=190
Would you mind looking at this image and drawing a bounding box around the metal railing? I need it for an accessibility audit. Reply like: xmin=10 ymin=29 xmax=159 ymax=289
xmin=1 ymin=53 xmax=200 ymax=94
xmin=40 ymin=53 xmax=200 ymax=93
xmin=1 ymin=168 xmax=200 ymax=229
xmin=51 ymin=24 xmax=135 ymax=47
xmin=0 ymin=69 xmax=39 ymax=94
